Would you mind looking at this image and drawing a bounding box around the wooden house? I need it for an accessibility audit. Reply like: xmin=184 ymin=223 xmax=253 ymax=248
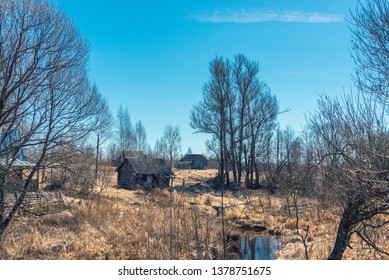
xmin=176 ymin=154 xmax=208 ymax=169
xmin=117 ymin=157 xmax=173 ymax=188
xmin=174 ymin=160 xmax=193 ymax=169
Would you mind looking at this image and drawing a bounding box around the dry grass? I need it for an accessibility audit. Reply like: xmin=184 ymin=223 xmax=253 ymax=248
xmin=1 ymin=187 xmax=225 ymax=260
xmin=1 ymin=169 xmax=387 ymax=260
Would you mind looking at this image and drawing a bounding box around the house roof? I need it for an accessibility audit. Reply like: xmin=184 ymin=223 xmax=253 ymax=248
xmin=0 ymin=158 xmax=34 ymax=169
xmin=175 ymin=160 xmax=193 ymax=166
xmin=174 ymin=161 xmax=193 ymax=168
xmin=180 ymin=154 xmax=207 ymax=162
xmin=118 ymin=157 xmax=173 ymax=177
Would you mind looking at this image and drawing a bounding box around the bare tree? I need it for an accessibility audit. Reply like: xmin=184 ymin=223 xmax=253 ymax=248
xmin=190 ymin=56 xmax=231 ymax=187
xmin=244 ymin=85 xmax=278 ymax=188
xmin=153 ymin=139 xmax=163 ymax=158
xmin=0 ymin=0 xmax=109 ymax=237
xmin=160 ymin=125 xmax=182 ymax=168
xmin=108 ymin=142 xmax=119 ymax=160
xmin=351 ymin=0 xmax=389 ymax=106
xmin=266 ymin=126 xmax=303 ymax=194
xmin=309 ymin=94 xmax=388 ymax=259
xmin=135 ymin=120 xmax=147 ymax=152
xmin=232 ymin=54 xmax=261 ymax=187
xmin=308 ymin=0 xmax=389 ymax=259
xmin=116 ymin=105 xmax=136 ymax=158
xmin=91 ymin=85 xmax=112 ymax=178
xmin=191 ymin=55 xmax=278 ymax=188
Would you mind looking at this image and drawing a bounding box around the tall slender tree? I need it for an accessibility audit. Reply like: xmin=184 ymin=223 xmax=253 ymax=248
xmin=190 ymin=56 xmax=231 ymax=187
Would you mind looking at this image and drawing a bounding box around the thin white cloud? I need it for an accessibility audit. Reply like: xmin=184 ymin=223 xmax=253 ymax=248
xmin=194 ymin=9 xmax=343 ymax=24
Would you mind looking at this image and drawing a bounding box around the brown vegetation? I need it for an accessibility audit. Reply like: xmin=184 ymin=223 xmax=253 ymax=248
xmin=0 ymin=169 xmax=387 ymax=260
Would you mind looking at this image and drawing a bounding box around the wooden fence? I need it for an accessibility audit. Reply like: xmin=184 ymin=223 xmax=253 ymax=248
xmin=5 ymin=191 xmax=67 ymax=216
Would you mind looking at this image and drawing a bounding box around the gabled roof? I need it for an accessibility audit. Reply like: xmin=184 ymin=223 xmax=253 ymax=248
xmin=180 ymin=154 xmax=207 ymax=162
xmin=117 ymin=157 xmax=173 ymax=177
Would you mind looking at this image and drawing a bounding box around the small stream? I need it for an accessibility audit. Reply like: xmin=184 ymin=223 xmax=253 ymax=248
xmin=240 ymin=235 xmax=280 ymax=260
xmin=228 ymin=235 xmax=281 ymax=260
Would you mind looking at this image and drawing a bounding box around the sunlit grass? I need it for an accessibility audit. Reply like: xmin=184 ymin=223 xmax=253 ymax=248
xmin=1 ymin=169 xmax=387 ymax=260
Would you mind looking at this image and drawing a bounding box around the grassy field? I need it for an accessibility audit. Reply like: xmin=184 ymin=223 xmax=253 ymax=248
xmin=0 ymin=168 xmax=387 ymax=260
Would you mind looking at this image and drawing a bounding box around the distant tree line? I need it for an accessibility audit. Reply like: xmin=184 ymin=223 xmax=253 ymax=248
xmin=109 ymin=105 xmax=149 ymax=159
xmin=110 ymin=105 xmax=182 ymax=168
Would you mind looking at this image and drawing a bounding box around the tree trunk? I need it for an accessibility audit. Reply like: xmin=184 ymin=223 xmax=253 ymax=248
xmin=95 ymin=133 xmax=100 ymax=179
xmin=224 ymin=148 xmax=231 ymax=188
xmin=328 ymin=201 xmax=361 ymax=260
xmin=249 ymin=135 xmax=256 ymax=188
xmin=219 ymin=133 xmax=226 ymax=260
xmin=0 ymin=172 xmax=5 ymax=223
xmin=243 ymin=144 xmax=249 ymax=188
xmin=254 ymin=160 xmax=260 ymax=188
xmin=237 ymin=105 xmax=245 ymax=188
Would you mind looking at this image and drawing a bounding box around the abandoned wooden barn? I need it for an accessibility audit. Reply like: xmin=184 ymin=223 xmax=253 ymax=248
xmin=176 ymin=154 xmax=208 ymax=169
xmin=174 ymin=160 xmax=193 ymax=169
xmin=116 ymin=157 xmax=173 ymax=188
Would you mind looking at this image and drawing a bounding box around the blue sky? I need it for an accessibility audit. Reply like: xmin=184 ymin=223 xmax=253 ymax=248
xmin=57 ymin=0 xmax=356 ymax=155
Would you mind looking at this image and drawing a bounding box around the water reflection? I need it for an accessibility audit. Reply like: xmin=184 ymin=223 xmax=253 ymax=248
xmin=240 ymin=235 xmax=280 ymax=260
